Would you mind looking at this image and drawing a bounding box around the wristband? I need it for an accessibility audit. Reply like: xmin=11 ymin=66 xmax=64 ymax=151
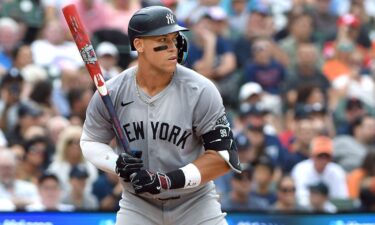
xmin=180 ymin=163 xmax=201 ymax=188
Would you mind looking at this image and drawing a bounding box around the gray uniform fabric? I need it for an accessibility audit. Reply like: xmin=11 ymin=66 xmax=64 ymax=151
xmin=83 ymin=64 xmax=229 ymax=224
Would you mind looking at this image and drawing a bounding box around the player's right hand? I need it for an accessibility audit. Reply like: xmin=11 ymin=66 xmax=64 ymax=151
xmin=116 ymin=152 xmax=143 ymax=182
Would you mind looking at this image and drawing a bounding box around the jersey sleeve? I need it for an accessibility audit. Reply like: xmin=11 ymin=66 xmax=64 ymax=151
xmin=192 ymin=80 xmax=228 ymax=137
xmin=83 ymin=91 xmax=116 ymax=143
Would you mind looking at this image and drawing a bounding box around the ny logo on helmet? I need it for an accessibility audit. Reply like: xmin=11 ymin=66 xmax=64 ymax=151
xmin=166 ymin=13 xmax=175 ymax=24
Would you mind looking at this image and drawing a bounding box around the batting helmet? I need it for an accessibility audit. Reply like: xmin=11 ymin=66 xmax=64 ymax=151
xmin=128 ymin=6 xmax=189 ymax=64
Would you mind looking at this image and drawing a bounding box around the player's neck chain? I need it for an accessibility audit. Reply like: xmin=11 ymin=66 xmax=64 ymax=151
xmin=134 ymin=72 xmax=174 ymax=105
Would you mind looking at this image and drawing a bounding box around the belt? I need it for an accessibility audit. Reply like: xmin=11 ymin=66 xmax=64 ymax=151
xmin=157 ymin=196 xmax=181 ymax=201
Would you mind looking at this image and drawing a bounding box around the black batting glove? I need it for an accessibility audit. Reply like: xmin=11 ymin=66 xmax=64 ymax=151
xmin=131 ymin=170 xmax=171 ymax=195
xmin=116 ymin=152 xmax=143 ymax=182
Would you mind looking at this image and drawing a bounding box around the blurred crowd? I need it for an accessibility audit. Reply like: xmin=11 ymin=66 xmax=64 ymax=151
xmin=0 ymin=0 xmax=375 ymax=214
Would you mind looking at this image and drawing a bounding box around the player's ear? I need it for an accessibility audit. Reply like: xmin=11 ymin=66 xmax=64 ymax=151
xmin=134 ymin=38 xmax=144 ymax=53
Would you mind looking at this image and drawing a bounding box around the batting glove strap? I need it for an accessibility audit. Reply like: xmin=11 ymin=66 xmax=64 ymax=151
xmin=131 ymin=170 xmax=171 ymax=194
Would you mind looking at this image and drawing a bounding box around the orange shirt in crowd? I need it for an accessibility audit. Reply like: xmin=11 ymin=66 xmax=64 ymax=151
xmin=322 ymin=59 xmax=351 ymax=82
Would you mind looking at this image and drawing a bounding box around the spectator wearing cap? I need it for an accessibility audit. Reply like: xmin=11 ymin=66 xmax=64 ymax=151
xmin=0 ymin=69 xmax=24 ymax=133
xmin=236 ymin=102 xmax=277 ymax=135
xmin=61 ymin=166 xmax=98 ymax=210
xmin=333 ymin=115 xmax=375 ymax=172
xmin=245 ymin=117 xmax=288 ymax=183
xmin=220 ymin=165 xmax=268 ymax=211
xmin=291 ymin=136 xmax=349 ymax=207
xmin=0 ymin=149 xmax=40 ymax=210
xmin=214 ymin=133 xmax=253 ymax=196
xmin=5 ymin=101 xmax=43 ymax=146
xmin=238 ymin=82 xmax=263 ymax=106
xmin=308 ymin=182 xmax=338 ymax=213
xmin=251 ymin=155 xmax=277 ymax=206
xmin=185 ymin=6 xmax=237 ymax=109
xmin=291 ymin=85 xmax=335 ymax=137
xmin=96 ymin=42 xmax=122 ymax=81
xmin=26 ymin=173 xmax=74 ymax=212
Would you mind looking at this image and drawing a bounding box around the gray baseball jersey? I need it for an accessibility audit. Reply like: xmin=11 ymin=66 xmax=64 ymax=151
xmin=83 ymin=64 xmax=229 ymax=223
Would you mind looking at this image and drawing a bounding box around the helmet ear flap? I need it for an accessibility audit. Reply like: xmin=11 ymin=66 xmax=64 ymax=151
xmin=176 ymin=32 xmax=188 ymax=64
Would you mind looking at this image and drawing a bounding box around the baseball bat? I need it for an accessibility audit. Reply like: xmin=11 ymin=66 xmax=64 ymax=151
xmin=62 ymin=4 xmax=132 ymax=156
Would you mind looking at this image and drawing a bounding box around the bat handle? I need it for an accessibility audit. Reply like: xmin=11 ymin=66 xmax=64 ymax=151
xmin=101 ymin=95 xmax=132 ymax=156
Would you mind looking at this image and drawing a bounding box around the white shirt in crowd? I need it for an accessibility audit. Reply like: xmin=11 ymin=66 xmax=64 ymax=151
xmin=291 ymin=159 xmax=349 ymax=207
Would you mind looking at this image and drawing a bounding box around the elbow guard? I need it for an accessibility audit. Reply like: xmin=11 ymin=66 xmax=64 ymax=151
xmin=202 ymin=125 xmax=241 ymax=173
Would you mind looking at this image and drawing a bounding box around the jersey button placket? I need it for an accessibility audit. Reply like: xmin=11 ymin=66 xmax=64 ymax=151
xmin=148 ymin=103 xmax=155 ymax=157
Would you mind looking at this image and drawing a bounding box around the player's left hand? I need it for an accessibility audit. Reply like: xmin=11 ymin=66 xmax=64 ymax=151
xmin=131 ymin=170 xmax=171 ymax=194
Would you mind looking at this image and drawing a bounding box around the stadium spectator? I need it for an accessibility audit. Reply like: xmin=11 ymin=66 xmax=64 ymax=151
xmin=67 ymin=87 xmax=93 ymax=125
xmin=0 ymin=17 xmax=22 ymax=74
xmin=26 ymin=173 xmax=74 ymax=211
xmin=0 ymin=149 xmax=39 ymax=210
xmin=283 ymin=43 xmax=331 ymax=110
xmin=96 ymin=42 xmax=122 ymax=81
xmin=61 ymin=166 xmax=98 ymax=210
xmin=333 ymin=97 xmax=375 ymax=135
xmin=92 ymin=172 xmax=122 ymax=211
xmin=220 ymin=165 xmax=268 ymax=211
xmin=251 ymin=155 xmax=277 ymax=206
xmin=279 ymin=12 xmax=314 ymax=73
xmin=233 ymin=5 xmax=288 ymax=69
xmin=0 ymin=69 xmax=24 ymax=133
xmin=292 ymin=136 xmax=349 ymax=207
xmin=281 ymin=113 xmax=316 ymax=173
xmin=30 ymin=20 xmax=82 ymax=75
xmin=67 ymin=0 xmax=111 ymax=35
xmin=6 ymin=101 xmax=43 ymax=146
xmin=236 ymin=102 xmax=276 ymax=135
xmin=271 ymin=175 xmax=304 ymax=212
xmin=243 ymin=37 xmax=287 ymax=115
xmin=334 ymin=115 xmax=375 ymax=172
xmin=186 ymin=6 xmax=237 ymax=108
xmin=47 ymin=125 xmax=98 ymax=196
xmin=347 ymin=151 xmax=375 ymax=200
xmin=307 ymin=182 xmax=338 ymax=213
xmin=106 ymin=0 xmax=141 ymax=34
xmin=17 ymin=136 xmax=49 ymax=184
xmin=310 ymin=0 xmax=338 ymax=46
xmin=45 ymin=116 xmax=70 ymax=146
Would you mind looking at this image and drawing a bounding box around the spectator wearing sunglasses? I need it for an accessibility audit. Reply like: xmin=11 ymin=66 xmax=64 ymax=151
xmin=271 ymin=175 xmax=306 ymax=212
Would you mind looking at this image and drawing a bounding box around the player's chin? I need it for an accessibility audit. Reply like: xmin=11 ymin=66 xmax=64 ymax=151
xmin=163 ymin=60 xmax=177 ymax=71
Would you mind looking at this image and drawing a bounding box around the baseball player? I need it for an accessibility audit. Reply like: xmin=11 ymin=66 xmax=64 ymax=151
xmin=80 ymin=6 xmax=241 ymax=225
